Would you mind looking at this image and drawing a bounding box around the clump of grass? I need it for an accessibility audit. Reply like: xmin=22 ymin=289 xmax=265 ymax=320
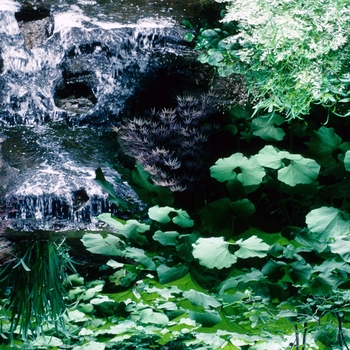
xmin=0 ymin=236 xmax=75 ymax=341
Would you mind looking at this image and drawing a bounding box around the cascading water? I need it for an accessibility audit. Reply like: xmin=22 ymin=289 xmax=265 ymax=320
xmin=0 ymin=0 xmax=205 ymax=231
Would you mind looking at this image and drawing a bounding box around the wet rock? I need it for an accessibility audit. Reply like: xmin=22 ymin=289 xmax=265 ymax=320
xmin=15 ymin=3 xmax=54 ymax=49
xmin=55 ymin=83 xmax=97 ymax=114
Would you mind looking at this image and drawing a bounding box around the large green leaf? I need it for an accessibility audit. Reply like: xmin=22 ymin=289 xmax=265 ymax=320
xmin=251 ymin=113 xmax=286 ymax=141
xmin=138 ymin=308 xmax=169 ymax=325
xmin=255 ymin=146 xmax=320 ymax=186
xmin=82 ymin=233 xmax=124 ymax=256
xmin=306 ymin=126 xmax=342 ymax=167
xmin=192 ymin=237 xmax=238 ymax=269
xmin=152 ymin=230 xmax=179 ymax=246
xmin=305 ymin=206 xmax=350 ymax=242
xmin=344 ymin=150 xmax=350 ymax=171
xmin=278 ymin=154 xmax=320 ymax=186
xmin=254 ymin=145 xmax=284 ymax=169
xmin=148 ymin=206 xmax=194 ymax=228
xmin=234 ymin=236 xmax=270 ymax=259
xmin=157 ymin=264 xmax=189 ymax=284
xmin=97 ymin=214 xmax=150 ymax=245
xmin=210 ymin=153 xmax=265 ymax=186
xmin=192 ymin=236 xmax=269 ymax=269
xmin=329 ymin=236 xmax=350 ymax=261
xmin=124 ymin=247 xmax=156 ymax=270
xmin=183 ymin=290 xmax=221 ymax=309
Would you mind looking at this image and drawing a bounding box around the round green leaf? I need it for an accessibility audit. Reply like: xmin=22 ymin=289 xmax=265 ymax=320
xmin=192 ymin=237 xmax=237 ymax=269
xmin=81 ymin=233 xmax=124 ymax=256
xmin=210 ymin=153 xmax=265 ymax=186
xmin=306 ymin=206 xmax=350 ymax=242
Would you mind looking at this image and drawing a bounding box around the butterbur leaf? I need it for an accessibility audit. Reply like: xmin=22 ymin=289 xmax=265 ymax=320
xmin=124 ymin=247 xmax=156 ymax=270
xmin=82 ymin=233 xmax=124 ymax=256
xmin=278 ymin=154 xmax=320 ymax=186
xmin=210 ymin=153 xmax=265 ymax=186
xmin=251 ymin=113 xmax=286 ymax=141
xmin=97 ymin=214 xmax=150 ymax=245
xmin=330 ymin=236 xmax=350 ymax=262
xmin=157 ymin=264 xmax=189 ymax=284
xmin=305 ymin=206 xmax=350 ymax=242
xmin=153 ymin=230 xmax=179 ymax=246
xmin=306 ymin=126 xmax=342 ymax=166
xmin=192 ymin=237 xmax=237 ymax=269
xmin=234 ymin=236 xmax=270 ymax=259
xmin=148 ymin=206 xmax=194 ymax=228
xmin=344 ymin=150 xmax=350 ymax=171
xmin=255 ymin=146 xmax=320 ymax=186
xmin=255 ymin=145 xmax=286 ymax=169
xmin=106 ymin=260 xmax=124 ymax=269
xmin=183 ymin=290 xmax=221 ymax=309
xmin=139 ymin=308 xmax=169 ymax=325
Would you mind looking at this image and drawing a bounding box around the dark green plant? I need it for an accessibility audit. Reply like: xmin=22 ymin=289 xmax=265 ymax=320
xmin=0 ymin=236 xmax=75 ymax=342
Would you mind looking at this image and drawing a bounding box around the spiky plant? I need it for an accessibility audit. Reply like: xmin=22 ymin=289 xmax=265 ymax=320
xmin=0 ymin=236 xmax=75 ymax=342
xmin=117 ymin=93 xmax=219 ymax=191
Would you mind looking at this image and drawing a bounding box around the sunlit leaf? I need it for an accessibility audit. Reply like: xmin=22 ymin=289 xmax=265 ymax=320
xmin=210 ymin=153 xmax=265 ymax=186
xmin=192 ymin=237 xmax=237 ymax=269
xmin=234 ymin=236 xmax=270 ymax=259
xmin=106 ymin=259 xmax=124 ymax=269
xmin=305 ymin=206 xmax=350 ymax=242
xmin=329 ymin=236 xmax=350 ymax=261
xmin=124 ymin=247 xmax=156 ymax=270
xmin=97 ymin=214 xmax=150 ymax=245
xmin=138 ymin=308 xmax=169 ymax=325
xmin=255 ymin=146 xmax=320 ymax=186
xmin=153 ymin=230 xmax=179 ymax=246
xmin=344 ymin=150 xmax=350 ymax=171
xmin=95 ymin=320 xmax=136 ymax=335
xmin=148 ymin=206 xmax=194 ymax=227
xmin=255 ymin=145 xmax=286 ymax=169
xmin=278 ymin=154 xmax=320 ymax=186
xmin=81 ymin=233 xmax=124 ymax=256
xmin=31 ymin=336 xmax=63 ymax=347
xmin=183 ymin=289 xmax=221 ymax=309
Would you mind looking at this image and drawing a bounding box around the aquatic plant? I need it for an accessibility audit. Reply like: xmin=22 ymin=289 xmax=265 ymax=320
xmin=0 ymin=236 xmax=75 ymax=342
xmin=117 ymin=93 xmax=219 ymax=192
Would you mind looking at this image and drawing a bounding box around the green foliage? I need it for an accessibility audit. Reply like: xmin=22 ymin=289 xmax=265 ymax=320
xmin=6 ymin=11 xmax=350 ymax=348
xmin=196 ymin=0 xmax=350 ymax=119
xmin=0 ymin=237 xmax=75 ymax=342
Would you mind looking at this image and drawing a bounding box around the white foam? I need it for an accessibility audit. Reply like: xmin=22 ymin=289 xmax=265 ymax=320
xmin=0 ymin=0 xmax=19 ymax=12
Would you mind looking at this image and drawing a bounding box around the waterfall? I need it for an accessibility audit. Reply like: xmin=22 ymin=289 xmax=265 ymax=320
xmin=0 ymin=0 xmax=198 ymax=231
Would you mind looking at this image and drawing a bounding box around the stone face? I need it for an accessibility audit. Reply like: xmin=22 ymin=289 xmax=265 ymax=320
xmin=15 ymin=3 xmax=54 ymax=49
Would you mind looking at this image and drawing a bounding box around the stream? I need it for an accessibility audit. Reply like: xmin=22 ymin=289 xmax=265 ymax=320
xmin=0 ymin=0 xmax=208 ymax=235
